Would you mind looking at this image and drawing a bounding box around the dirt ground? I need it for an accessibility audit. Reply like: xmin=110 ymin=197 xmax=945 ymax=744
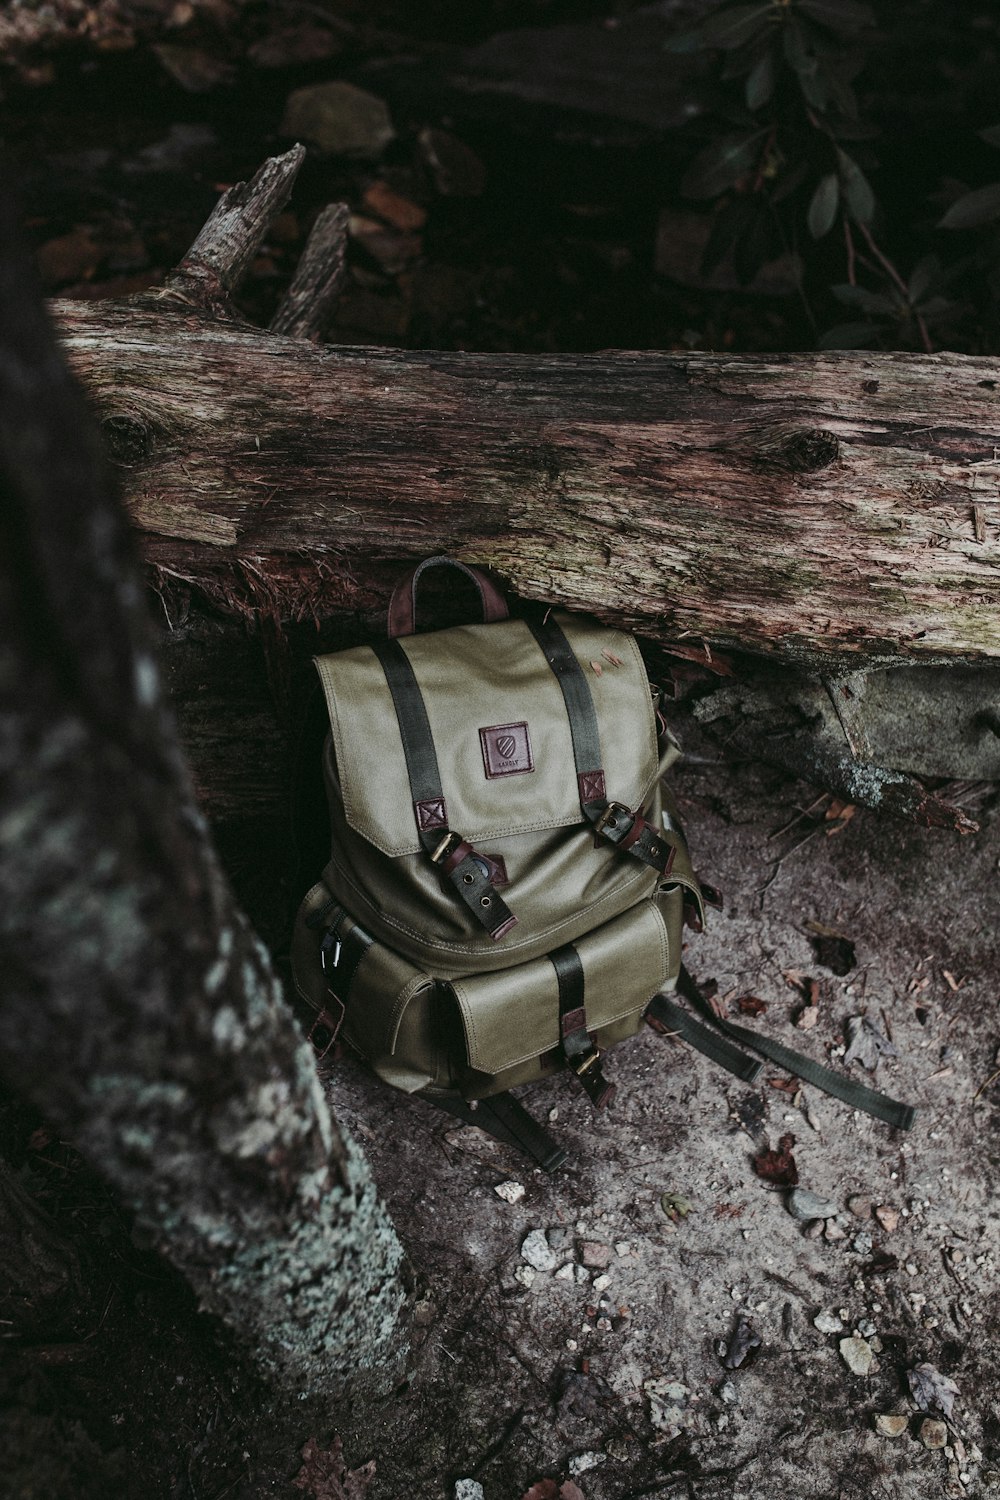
xmin=2 ymin=698 xmax=998 ymax=1500
xmin=309 ymin=713 xmax=1000 ymax=1500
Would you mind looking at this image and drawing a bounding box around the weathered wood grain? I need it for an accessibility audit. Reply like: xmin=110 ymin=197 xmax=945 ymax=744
xmin=54 ymin=297 xmax=1000 ymax=668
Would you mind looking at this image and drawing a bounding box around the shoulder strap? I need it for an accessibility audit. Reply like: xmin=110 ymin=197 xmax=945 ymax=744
xmin=526 ymin=616 xmax=675 ymax=877
xmin=371 ymin=638 xmax=517 ymax=941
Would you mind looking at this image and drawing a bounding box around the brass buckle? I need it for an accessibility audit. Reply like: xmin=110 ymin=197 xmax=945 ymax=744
xmin=594 ymin=801 xmax=630 ymax=837
xmin=573 ymin=1048 xmax=601 ymax=1076
xmin=430 ymin=831 xmax=461 ymax=865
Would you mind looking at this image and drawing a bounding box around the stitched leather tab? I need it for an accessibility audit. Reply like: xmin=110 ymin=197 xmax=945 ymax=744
xmin=415 ymin=797 xmax=447 ymax=831
xmin=578 ymin=770 xmax=606 ymax=804
xmin=480 ymin=721 xmax=534 ymax=779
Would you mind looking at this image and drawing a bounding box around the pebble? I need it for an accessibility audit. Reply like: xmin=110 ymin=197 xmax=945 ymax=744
xmin=847 ymin=1195 xmax=872 ymax=1219
xmin=874 ymin=1204 xmax=900 ymax=1232
xmin=514 ymin=1266 xmax=536 ymax=1288
xmin=522 ymin=1229 xmax=558 ymax=1272
xmin=592 ymin=1273 xmax=611 ymax=1292
xmin=455 ymin=1482 xmax=485 ymax=1500
xmin=494 ymin=1180 xmax=525 ymax=1204
xmin=569 ymin=1451 xmax=606 ymax=1475
xmin=839 ymin=1336 xmax=874 ymax=1376
xmin=857 ymin=1317 xmax=877 ymax=1339
xmin=615 ymin=1241 xmax=633 ymax=1257
xmin=853 ymin=1231 xmax=874 ymax=1256
xmin=788 ymin=1188 xmax=839 ymax=1221
xmin=813 ymin=1310 xmax=844 ymax=1335
xmin=875 ymin=1414 xmax=909 ymax=1438
xmin=579 ymin=1240 xmax=613 ymax=1269
xmin=555 ymin=1263 xmax=590 ymax=1284
xmin=547 ymin=1226 xmax=574 ymax=1253
xmin=920 ymin=1419 xmax=949 ymax=1450
xmin=281 ymin=81 xmax=395 ymax=158
xmin=824 ymin=1220 xmax=846 ymax=1241
xmin=718 ymin=1380 xmax=739 ymax=1405
xmin=804 ymin=1219 xmax=825 ymax=1239
xmin=412 ymin=1298 xmax=435 ymax=1327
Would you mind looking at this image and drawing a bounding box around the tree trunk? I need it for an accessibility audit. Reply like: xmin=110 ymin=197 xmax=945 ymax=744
xmin=52 ymin=308 xmax=1000 ymax=672
xmin=0 ymin=189 xmax=407 ymax=1398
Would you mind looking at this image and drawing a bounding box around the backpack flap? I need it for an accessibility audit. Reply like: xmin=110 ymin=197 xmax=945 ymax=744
xmin=448 ymin=896 xmax=672 ymax=1097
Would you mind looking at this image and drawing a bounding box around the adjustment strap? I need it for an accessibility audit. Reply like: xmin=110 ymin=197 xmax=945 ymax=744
xmin=527 ymin=617 xmax=674 ymax=877
xmin=311 ymin=915 xmax=373 ymax=1057
xmin=372 ymin=640 xmax=516 ymax=940
xmin=550 ymin=944 xmax=615 ymax=1108
xmin=674 ymin=968 xmax=916 ymax=1130
xmin=429 ymin=1092 xmax=568 ymax=1172
xmin=647 ymin=993 xmax=764 ymax=1084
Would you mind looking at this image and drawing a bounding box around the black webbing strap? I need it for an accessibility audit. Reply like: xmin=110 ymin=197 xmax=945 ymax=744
xmin=429 ymin=1091 xmax=568 ymax=1172
xmin=372 ymin=639 xmax=516 ymax=940
xmin=526 ymin=617 xmax=675 ymax=877
xmin=550 ymin=944 xmax=615 ymax=1108
xmin=647 ymin=993 xmax=764 ymax=1084
xmin=671 ymin=967 xmax=916 ymax=1130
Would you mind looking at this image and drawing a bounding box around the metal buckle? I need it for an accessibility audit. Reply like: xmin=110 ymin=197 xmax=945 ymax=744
xmin=594 ymin=801 xmax=630 ymax=837
xmin=320 ymin=933 xmax=342 ymax=972
xmin=573 ymin=1048 xmax=601 ymax=1076
xmin=430 ymin=831 xmax=461 ymax=865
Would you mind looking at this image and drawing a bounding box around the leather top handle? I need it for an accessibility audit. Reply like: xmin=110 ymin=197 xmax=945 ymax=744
xmin=387 ymin=555 xmax=510 ymax=638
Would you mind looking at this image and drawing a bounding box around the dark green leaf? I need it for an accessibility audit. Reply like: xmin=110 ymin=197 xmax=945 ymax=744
xmin=808 ymin=174 xmax=840 ymax=238
xmin=797 ymin=65 xmax=831 ymax=111
xmin=831 ymin=282 xmax=895 ymax=314
xmin=979 ymin=124 xmax=1000 ymax=149
xmin=783 ymin=19 xmax=814 ymax=74
xmin=907 ymin=255 xmax=939 ymax=305
xmin=938 ymin=183 xmax=1000 ymax=230
xmin=665 ymin=26 xmax=708 ymax=54
xmin=818 ymin=320 xmax=881 ymax=349
xmin=745 ymin=48 xmax=777 ymax=109
xmin=798 ymin=0 xmax=875 ymax=33
xmin=837 ymin=148 xmax=875 ymax=223
xmin=703 ymin=3 xmax=776 ymax=50
xmin=681 ymin=131 xmax=768 ymax=199
xmin=701 ymin=197 xmax=759 ymax=276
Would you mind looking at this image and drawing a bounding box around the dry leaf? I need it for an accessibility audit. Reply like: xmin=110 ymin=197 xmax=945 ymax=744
xmin=752 ymin=1133 xmax=798 ymax=1186
xmin=293 ymin=1437 xmax=375 ymax=1500
xmin=736 ymin=995 xmax=767 ymax=1017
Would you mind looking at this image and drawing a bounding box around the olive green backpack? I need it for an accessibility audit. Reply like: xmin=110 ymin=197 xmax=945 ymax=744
xmin=292 ymin=558 xmax=913 ymax=1168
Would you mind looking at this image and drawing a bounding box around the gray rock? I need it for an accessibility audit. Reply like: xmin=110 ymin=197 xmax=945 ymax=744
xmin=813 ymin=1309 xmax=844 ymax=1335
xmin=787 ymin=1187 xmax=839 ymax=1221
xmin=521 ymin=1228 xmax=558 ymax=1272
xmin=281 ymin=82 xmax=395 ymax=159
xmin=840 ymin=1336 xmax=874 ymax=1376
xmin=455 ymin=1483 xmax=485 ymax=1500
xmin=578 ymin=1239 xmax=613 ymax=1269
xmin=547 ymin=1225 xmax=574 ymax=1252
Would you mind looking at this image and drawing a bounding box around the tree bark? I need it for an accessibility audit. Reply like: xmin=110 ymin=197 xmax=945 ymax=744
xmin=0 ymin=192 xmax=407 ymax=1397
xmin=48 ymin=307 xmax=1000 ymax=671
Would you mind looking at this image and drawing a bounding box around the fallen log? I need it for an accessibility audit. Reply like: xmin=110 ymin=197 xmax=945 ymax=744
xmin=55 ymin=306 xmax=1000 ymax=671
xmin=47 ymin=150 xmax=1000 ymax=848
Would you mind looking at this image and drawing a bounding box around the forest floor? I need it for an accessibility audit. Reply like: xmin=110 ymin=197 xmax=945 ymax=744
xmin=4 ymin=722 xmax=999 ymax=1500
xmin=2 ymin=3 xmax=1000 ymax=1497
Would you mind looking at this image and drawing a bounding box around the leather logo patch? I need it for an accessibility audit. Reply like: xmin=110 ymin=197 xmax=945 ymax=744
xmin=480 ymin=721 xmax=533 ymax=779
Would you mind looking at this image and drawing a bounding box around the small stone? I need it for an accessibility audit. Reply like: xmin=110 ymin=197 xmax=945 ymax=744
xmin=840 ymin=1336 xmax=874 ymax=1376
xmin=494 ymin=1180 xmax=525 ymax=1204
xmin=362 ymin=180 xmax=427 ymax=232
xmin=875 ymin=1414 xmax=909 ymax=1438
xmin=412 ymin=1298 xmax=435 ymax=1327
xmin=522 ymin=1229 xmax=558 ymax=1272
xmin=592 ymin=1273 xmax=611 ymax=1292
xmin=569 ymin=1451 xmax=606 ymax=1476
xmin=787 ymin=1187 xmax=839 ymax=1221
xmin=804 ymin=1219 xmax=825 ymax=1239
xmin=857 ymin=1317 xmax=877 ymax=1339
xmin=547 ymin=1225 xmax=574 ymax=1252
xmin=573 ymin=1265 xmax=591 ymax=1285
xmin=847 ymin=1195 xmax=872 ymax=1218
xmin=920 ymin=1419 xmax=949 ymax=1450
xmin=824 ymin=1220 xmax=846 ymax=1241
xmin=718 ymin=1380 xmax=739 ymax=1405
xmin=853 ymin=1230 xmax=874 ymax=1256
xmin=579 ymin=1240 xmax=613 ymax=1269
xmin=874 ymin=1204 xmax=900 ymax=1232
xmin=813 ymin=1310 xmax=844 ymax=1335
xmin=455 ymin=1481 xmax=485 ymax=1500
xmin=418 ymin=126 xmax=487 ymax=196
xmin=514 ymin=1266 xmax=536 ymax=1288
xmin=555 ymin=1263 xmax=575 ymax=1282
xmin=596 ymin=1316 xmax=613 ymax=1331
xmin=566 ymin=1339 xmax=578 ymax=1351
xmin=615 ymin=1241 xmax=633 ymax=1257
xmin=281 ymin=81 xmax=395 ymax=159
xmin=905 ymin=1261 xmax=919 ymax=1276
xmin=645 ymin=1377 xmax=690 ymax=1432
